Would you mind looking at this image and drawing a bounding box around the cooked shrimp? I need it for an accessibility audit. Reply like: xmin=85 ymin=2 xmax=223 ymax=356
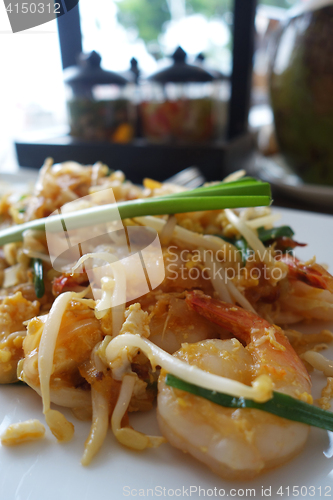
xmin=279 ymin=280 xmax=333 ymax=322
xmin=157 ymin=292 xmax=312 ymax=479
xmin=143 ymin=293 xmax=226 ymax=354
xmin=280 ymin=254 xmax=333 ymax=293
xmin=275 ymin=255 xmax=333 ymax=322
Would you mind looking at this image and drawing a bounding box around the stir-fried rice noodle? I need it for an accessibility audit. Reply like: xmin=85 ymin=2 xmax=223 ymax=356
xmin=81 ymin=344 xmax=109 ymax=466
xmin=1 ymin=160 xmax=333 ymax=477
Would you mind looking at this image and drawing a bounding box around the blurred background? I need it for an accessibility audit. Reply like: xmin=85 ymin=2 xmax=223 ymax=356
xmin=0 ymin=0 xmax=294 ymax=160
xmin=2 ymin=0 xmax=333 ymax=211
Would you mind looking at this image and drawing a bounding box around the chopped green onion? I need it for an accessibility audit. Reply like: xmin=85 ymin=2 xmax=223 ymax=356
xmin=33 ymin=258 xmax=45 ymax=299
xmin=0 ymin=179 xmax=271 ymax=246
xmin=165 ymin=374 xmax=333 ymax=432
xmin=223 ymin=237 xmax=251 ymax=265
xmin=257 ymin=225 xmax=294 ymax=242
xmin=215 ymin=235 xmax=251 ymax=265
xmin=218 ymin=224 xmax=295 ymax=263
xmin=233 ymin=237 xmax=252 ymax=265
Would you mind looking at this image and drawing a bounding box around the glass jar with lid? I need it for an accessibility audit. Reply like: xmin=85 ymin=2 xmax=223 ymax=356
xmin=195 ymin=53 xmax=231 ymax=140
xmin=64 ymin=51 xmax=135 ymax=143
xmin=140 ymin=47 xmax=215 ymax=144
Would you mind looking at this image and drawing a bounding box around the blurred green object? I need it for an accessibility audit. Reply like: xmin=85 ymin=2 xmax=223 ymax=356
xmin=270 ymin=3 xmax=333 ymax=186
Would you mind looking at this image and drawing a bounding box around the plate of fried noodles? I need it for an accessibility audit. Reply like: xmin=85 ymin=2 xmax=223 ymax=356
xmin=0 ymin=159 xmax=333 ymax=500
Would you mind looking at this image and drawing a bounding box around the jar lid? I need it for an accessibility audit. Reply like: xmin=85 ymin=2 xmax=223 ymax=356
xmin=122 ymin=58 xmax=140 ymax=83
xmin=64 ymin=51 xmax=129 ymax=87
xmin=195 ymin=53 xmax=229 ymax=81
xmin=148 ymin=46 xmax=214 ymax=83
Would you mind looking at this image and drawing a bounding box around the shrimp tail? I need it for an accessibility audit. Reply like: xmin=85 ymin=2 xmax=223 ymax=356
xmin=185 ymin=291 xmax=312 ymax=395
xmin=186 ymin=291 xmax=254 ymax=344
xmin=186 ymin=290 xmax=277 ymax=345
xmin=278 ymin=255 xmax=333 ymax=293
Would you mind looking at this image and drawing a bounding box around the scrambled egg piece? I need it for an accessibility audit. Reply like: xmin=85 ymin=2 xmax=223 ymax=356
xmin=0 ymin=419 xmax=45 ymax=446
xmin=0 ymin=292 xmax=40 ymax=384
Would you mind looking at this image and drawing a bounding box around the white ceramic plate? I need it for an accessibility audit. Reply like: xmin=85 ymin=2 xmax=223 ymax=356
xmin=0 ymin=168 xmax=38 ymax=185
xmin=1 ymin=207 xmax=333 ymax=500
xmin=252 ymin=155 xmax=333 ymax=209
